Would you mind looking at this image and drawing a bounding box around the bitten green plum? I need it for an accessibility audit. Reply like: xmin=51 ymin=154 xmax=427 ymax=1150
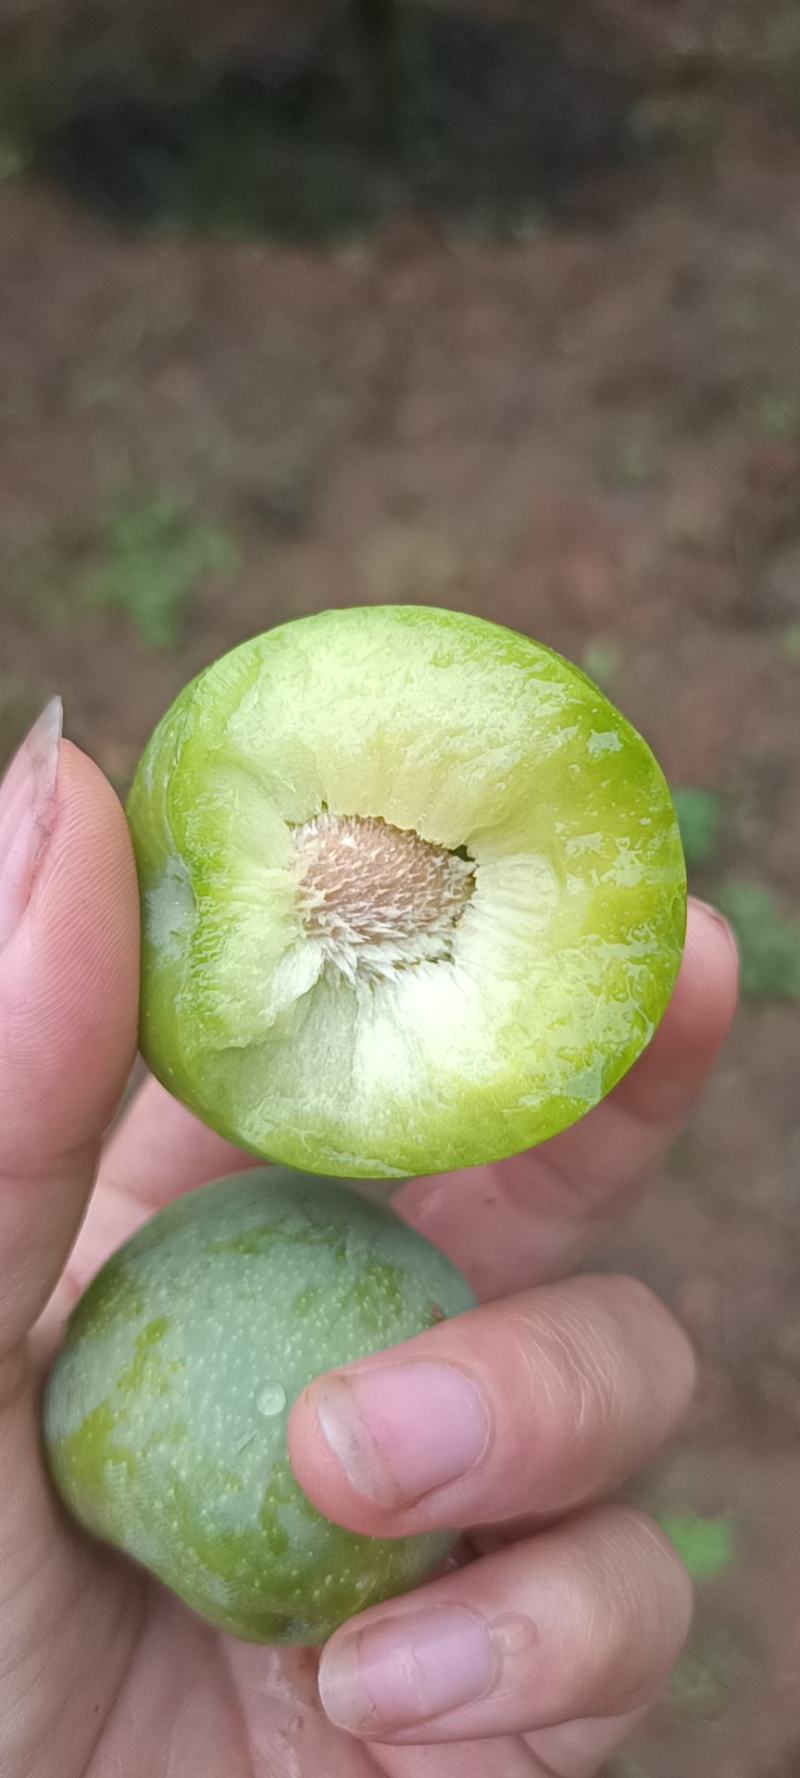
xmin=127 ymin=606 xmax=687 ymax=1178
xmin=44 ymin=1170 xmax=476 ymax=1645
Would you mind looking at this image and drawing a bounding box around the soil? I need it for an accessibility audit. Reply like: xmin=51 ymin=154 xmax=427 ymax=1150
xmin=2 ymin=5 xmax=800 ymax=1772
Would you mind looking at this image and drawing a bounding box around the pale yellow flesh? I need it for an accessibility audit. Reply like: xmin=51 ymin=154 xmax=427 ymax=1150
xmin=127 ymin=606 xmax=687 ymax=1177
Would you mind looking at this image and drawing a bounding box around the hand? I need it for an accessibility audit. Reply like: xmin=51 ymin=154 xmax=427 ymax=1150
xmin=0 ymin=707 xmax=738 ymax=1778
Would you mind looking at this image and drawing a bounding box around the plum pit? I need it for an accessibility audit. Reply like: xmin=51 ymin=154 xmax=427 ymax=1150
xmin=295 ymin=812 xmax=475 ymax=981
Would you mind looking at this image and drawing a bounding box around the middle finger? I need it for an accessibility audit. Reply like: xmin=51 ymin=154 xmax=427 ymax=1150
xmin=289 ymin=1271 xmax=695 ymax=1538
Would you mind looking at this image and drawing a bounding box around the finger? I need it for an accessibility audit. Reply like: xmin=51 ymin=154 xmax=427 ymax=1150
xmin=289 ymin=1273 xmax=694 ymax=1537
xmin=374 ymin=1733 xmax=584 ymax=1778
xmin=318 ymin=1504 xmax=692 ymax=1751
xmin=58 ymin=1074 xmax=261 ymax=1299
xmin=54 ymin=894 xmax=737 ymax=1311
xmin=394 ymin=897 xmax=738 ymax=1298
xmin=0 ymin=708 xmax=139 ymax=1367
xmin=102 ymin=1073 xmax=260 ymax=1206
xmin=375 ymin=1716 xmax=650 ymax=1778
xmin=0 ymin=713 xmax=144 ymax=1772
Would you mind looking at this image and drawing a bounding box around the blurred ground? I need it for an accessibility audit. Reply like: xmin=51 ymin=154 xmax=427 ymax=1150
xmin=1 ymin=3 xmax=800 ymax=1773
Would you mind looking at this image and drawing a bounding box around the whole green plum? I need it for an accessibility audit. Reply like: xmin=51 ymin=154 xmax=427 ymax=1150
xmin=44 ymin=1169 xmax=475 ymax=1645
xmin=127 ymin=605 xmax=687 ymax=1180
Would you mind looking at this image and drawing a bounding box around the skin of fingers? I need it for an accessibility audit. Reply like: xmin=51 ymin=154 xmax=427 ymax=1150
xmin=375 ymin=1738 xmax=568 ymax=1778
xmin=317 ymin=1503 xmax=692 ymax=1747
xmin=289 ymin=1272 xmax=695 ymax=1536
xmin=523 ymin=1708 xmax=650 ymax=1778
xmin=12 ymin=781 xmax=713 ymax=1778
xmin=102 ymin=1073 xmax=263 ymax=1210
xmin=375 ymin=1717 xmax=651 ymax=1778
xmin=394 ymin=898 xmax=739 ymax=1299
xmin=49 ymin=1076 xmax=263 ymax=1311
xmin=0 ymin=732 xmax=145 ymax=1777
xmin=45 ymin=895 xmax=737 ymax=1346
xmin=375 ymin=1733 xmax=583 ymax=1778
xmin=0 ymin=736 xmax=139 ymax=1366
xmin=0 ymin=729 xmax=709 ymax=1778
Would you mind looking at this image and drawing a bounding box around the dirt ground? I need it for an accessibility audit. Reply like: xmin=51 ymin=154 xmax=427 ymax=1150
xmin=2 ymin=5 xmax=800 ymax=1772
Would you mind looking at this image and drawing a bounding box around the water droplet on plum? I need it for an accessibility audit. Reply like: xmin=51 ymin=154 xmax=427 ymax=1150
xmin=256 ymin=1381 xmax=287 ymax=1417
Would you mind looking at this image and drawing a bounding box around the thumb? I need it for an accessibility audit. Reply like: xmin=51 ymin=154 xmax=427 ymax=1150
xmin=0 ymin=700 xmax=139 ymax=1373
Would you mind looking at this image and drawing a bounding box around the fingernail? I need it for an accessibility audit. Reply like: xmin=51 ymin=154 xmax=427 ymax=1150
xmin=318 ymin=1603 xmax=497 ymax=1734
xmin=0 ymin=698 xmax=62 ymax=952
xmin=317 ymin=1362 xmax=490 ymax=1507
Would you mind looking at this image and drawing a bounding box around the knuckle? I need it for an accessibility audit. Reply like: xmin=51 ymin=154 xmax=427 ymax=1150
xmin=502 ymin=1295 xmax=626 ymax=1464
xmin=538 ymin=1295 xmax=630 ymax=1440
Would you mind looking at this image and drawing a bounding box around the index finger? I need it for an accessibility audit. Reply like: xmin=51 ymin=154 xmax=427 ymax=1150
xmin=56 ymin=898 xmax=736 ymax=1321
xmin=393 ymin=897 xmax=738 ymax=1299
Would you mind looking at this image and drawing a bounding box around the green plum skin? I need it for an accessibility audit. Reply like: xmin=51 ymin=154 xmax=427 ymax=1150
xmin=127 ymin=605 xmax=687 ymax=1179
xmin=44 ymin=1170 xmax=476 ymax=1645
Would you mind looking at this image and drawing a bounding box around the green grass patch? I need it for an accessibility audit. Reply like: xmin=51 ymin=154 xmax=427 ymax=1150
xmin=716 ymin=880 xmax=800 ymax=1001
xmin=672 ymin=786 xmax=722 ymax=870
xmin=658 ymin=1513 xmax=736 ymax=1582
xmin=581 ymin=640 xmax=620 ymax=690
xmin=745 ymin=388 xmax=800 ymax=443
xmin=0 ymin=136 xmax=27 ymax=182
xmin=669 ymin=1624 xmax=749 ymax=1721
xmin=87 ymin=494 xmax=239 ymax=648
xmin=606 ymin=435 xmax=660 ymax=492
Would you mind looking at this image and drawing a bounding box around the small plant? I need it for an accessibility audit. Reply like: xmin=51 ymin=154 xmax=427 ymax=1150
xmin=747 ymin=389 xmax=800 ymax=443
xmin=607 ymin=436 xmax=659 ymax=492
xmin=581 ymin=639 xmax=620 ymax=690
xmin=672 ymin=787 xmax=722 ymax=871
xmin=669 ymin=1624 xmax=749 ymax=1721
xmin=658 ymin=1513 xmax=736 ymax=1582
xmin=0 ymin=136 xmax=27 ymax=182
xmin=87 ymin=494 xmax=239 ymax=648
xmin=716 ymin=880 xmax=800 ymax=1001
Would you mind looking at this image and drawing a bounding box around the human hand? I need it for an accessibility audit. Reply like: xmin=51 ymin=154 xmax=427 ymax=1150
xmin=0 ymin=706 xmax=737 ymax=1777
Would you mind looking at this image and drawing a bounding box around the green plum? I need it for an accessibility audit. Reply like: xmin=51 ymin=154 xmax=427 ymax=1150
xmin=127 ymin=605 xmax=686 ymax=1178
xmin=44 ymin=1169 xmax=475 ymax=1645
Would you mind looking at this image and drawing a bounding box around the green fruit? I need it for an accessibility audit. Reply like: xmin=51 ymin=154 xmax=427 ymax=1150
xmin=128 ymin=606 xmax=686 ymax=1178
xmin=44 ymin=1169 xmax=475 ymax=1645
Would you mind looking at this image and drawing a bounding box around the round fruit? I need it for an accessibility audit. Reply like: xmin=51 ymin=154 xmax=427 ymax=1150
xmin=127 ymin=605 xmax=686 ymax=1178
xmin=44 ymin=1169 xmax=475 ymax=1645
